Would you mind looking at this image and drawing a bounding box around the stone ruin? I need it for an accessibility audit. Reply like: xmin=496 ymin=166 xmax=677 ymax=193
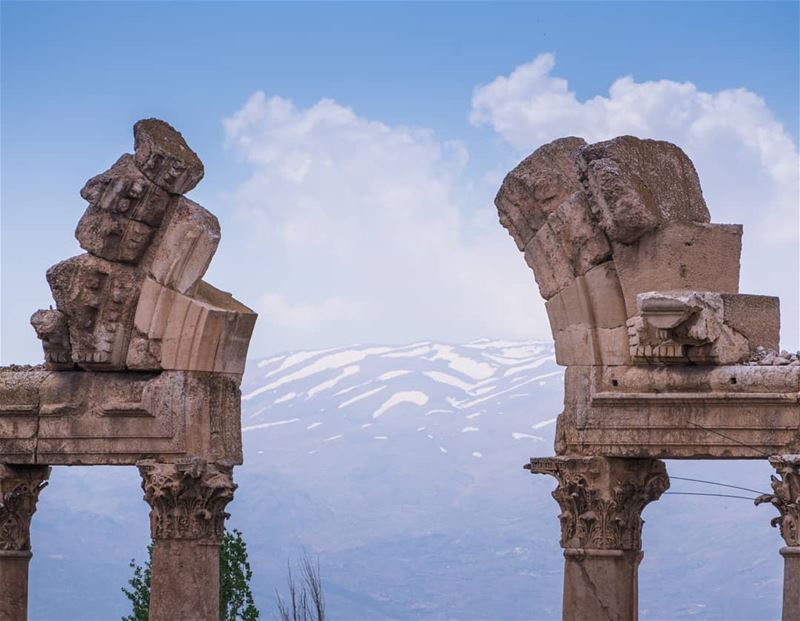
xmin=496 ymin=136 xmax=800 ymax=619
xmin=0 ymin=120 xmax=256 ymax=620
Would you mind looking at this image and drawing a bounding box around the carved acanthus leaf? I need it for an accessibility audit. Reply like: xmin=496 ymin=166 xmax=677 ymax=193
xmin=138 ymin=458 xmax=236 ymax=542
xmin=0 ymin=465 xmax=51 ymax=552
xmin=529 ymin=456 xmax=669 ymax=551
xmin=756 ymin=455 xmax=800 ymax=547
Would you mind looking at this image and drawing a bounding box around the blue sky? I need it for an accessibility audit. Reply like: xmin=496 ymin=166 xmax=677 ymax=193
xmin=2 ymin=1 xmax=798 ymax=363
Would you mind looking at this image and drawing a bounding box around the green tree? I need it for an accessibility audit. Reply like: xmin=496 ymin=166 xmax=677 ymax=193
xmin=122 ymin=529 xmax=259 ymax=621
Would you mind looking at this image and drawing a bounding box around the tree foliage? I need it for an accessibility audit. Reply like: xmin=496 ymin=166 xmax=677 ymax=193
xmin=122 ymin=529 xmax=259 ymax=621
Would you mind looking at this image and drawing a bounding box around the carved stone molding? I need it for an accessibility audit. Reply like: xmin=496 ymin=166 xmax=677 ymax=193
xmin=756 ymin=455 xmax=800 ymax=547
xmin=528 ymin=456 xmax=669 ymax=551
xmin=138 ymin=458 xmax=236 ymax=542
xmin=0 ymin=465 xmax=51 ymax=552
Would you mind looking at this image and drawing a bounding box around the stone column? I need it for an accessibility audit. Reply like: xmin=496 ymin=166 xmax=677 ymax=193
xmin=755 ymin=455 xmax=800 ymax=621
xmin=0 ymin=464 xmax=51 ymax=621
xmin=138 ymin=458 xmax=236 ymax=621
xmin=528 ymin=456 xmax=669 ymax=621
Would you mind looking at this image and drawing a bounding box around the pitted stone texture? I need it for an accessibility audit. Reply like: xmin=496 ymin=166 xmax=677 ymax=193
xmin=613 ymin=222 xmax=742 ymax=316
xmin=144 ymin=197 xmax=221 ymax=294
xmin=80 ymin=154 xmax=173 ymax=228
xmin=47 ymin=254 xmax=142 ymax=370
xmin=547 ymin=191 xmax=612 ymax=276
xmin=30 ymin=309 xmax=74 ymax=370
xmin=721 ymin=294 xmax=780 ymax=352
xmin=496 ymin=137 xmax=586 ymax=250
xmin=75 ymin=205 xmax=155 ymax=264
xmin=578 ymin=136 xmax=709 ymax=244
xmin=134 ymin=119 xmax=204 ymax=195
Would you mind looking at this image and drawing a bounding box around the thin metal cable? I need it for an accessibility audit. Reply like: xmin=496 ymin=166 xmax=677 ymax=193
xmin=669 ymin=476 xmax=768 ymax=496
xmin=664 ymin=491 xmax=757 ymax=501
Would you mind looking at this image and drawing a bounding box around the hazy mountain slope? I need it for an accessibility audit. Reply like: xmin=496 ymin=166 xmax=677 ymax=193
xmin=28 ymin=340 xmax=784 ymax=620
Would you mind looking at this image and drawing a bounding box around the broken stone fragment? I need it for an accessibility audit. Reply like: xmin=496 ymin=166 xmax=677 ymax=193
xmin=546 ymin=191 xmax=611 ymax=276
xmin=134 ymin=119 xmax=204 ymax=195
xmin=30 ymin=309 xmax=75 ymax=370
xmin=46 ymin=254 xmax=142 ymax=371
xmin=143 ymin=197 xmax=221 ymax=294
xmin=633 ymin=291 xmax=753 ymax=365
xmin=80 ymin=154 xmax=174 ymax=228
xmin=127 ymin=277 xmax=256 ymax=376
xmin=495 ymin=137 xmax=586 ymax=250
xmin=578 ymin=136 xmax=710 ymax=243
xmin=75 ymin=205 xmax=155 ymax=264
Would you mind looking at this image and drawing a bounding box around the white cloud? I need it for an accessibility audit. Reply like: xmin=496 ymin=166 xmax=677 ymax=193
xmin=223 ymin=92 xmax=544 ymax=354
xmin=471 ymin=53 xmax=799 ymax=348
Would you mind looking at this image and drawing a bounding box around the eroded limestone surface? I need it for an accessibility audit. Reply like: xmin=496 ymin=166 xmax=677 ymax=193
xmin=497 ymin=135 xmax=798 ymax=459
xmin=1 ymin=119 xmax=255 ymax=466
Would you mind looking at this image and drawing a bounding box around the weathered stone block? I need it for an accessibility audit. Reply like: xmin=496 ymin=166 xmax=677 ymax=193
xmin=75 ymin=206 xmax=155 ymax=264
xmin=547 ymin=191 xmax=611 ymax=276
xmin=544 ymin=261 xmax=626 ymax=334
xmin=46 ymin=254 xmax=142 ymax=370
xmin=614 ymin=222 xmax=742 ymax=316
xmin=30 ymin=309 xmax=74 ymax=370
xmin=524 ymin=221 xmax=574 ymax=299
xmin=578 ymin=136 xmax=710 ymax=243
xmin=721 ymin=293 xmax=780 ymax=351
xmin=80 ymin=154 xmax=173 ymax=228
xmin=134 ymin=119 xmax=204 ymax=195
xmin=496 ymin=137 xmax=586 ymax=249
xmin=129 ymin=278 xmax=256 ymax=376
xmin=553 ymin=324 xmax=628 ymax=366
xmin=144 ymin=197 xmax=221 ymax=294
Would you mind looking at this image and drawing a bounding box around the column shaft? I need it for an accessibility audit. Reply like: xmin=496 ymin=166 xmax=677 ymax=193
xmin=138 ymin=458 xmax=236 ymax=621
xmin=528 ymin=456 xmax=668 ymax=621
xmin=0 ymin=465 xmax=50 ymax=621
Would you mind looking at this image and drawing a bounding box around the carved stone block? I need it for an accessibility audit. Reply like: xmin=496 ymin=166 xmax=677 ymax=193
xmin=144 ymin=197 xmax=220 ymax=294
xmin=134 ymin=119 xmax=204 ymax=195
xmin=75 ymin=205 xmax=155 ymax=264
xmin=30 ymin=310 xmax=74 ymax=370
xmin=0 ymin=465 xmax=50 ymax=552
xmin=138 ymin=459 xmax=235 ymax=542
xmin=46 ymin=254 xmax=142 ymax=370
xmin=81 ymin=154 xmax=174 ymax=228
xmin=527 ymin=456 xmax=669 ymax=551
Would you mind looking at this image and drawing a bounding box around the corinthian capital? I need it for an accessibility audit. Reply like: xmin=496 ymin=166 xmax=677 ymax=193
xmin=528 ymin=456 xmax=669 ymax=551
xmin=0 ymin=465 xmax=51 ymax=552
xmin=756 ymin=455 xmax=800 ymax=547
xmin=138 ymin=459 xmax=236 ymax=542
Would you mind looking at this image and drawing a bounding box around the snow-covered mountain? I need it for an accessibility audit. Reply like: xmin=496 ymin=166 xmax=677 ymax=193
xmin=240 ymin=339 xmax=562 ymax=463
xmin=29 ymin=340 xmax=784 ymax=620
